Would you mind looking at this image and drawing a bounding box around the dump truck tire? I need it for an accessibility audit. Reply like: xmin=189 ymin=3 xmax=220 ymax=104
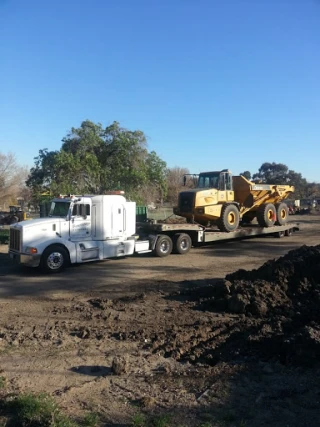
xmin=40 ymin=245 xmax=70 ymax=273
xmin=154 ymin=235 xmax=173 ymax=257
xmin=173 ymin=233 xmax=192 ymax=254
xmin=275 ymin=202 xmax=289 ymax=225
xmin=257 ymin=203 xmax=276 ymax=227
xmin=218 ymin=204 xmax=240 ymax=232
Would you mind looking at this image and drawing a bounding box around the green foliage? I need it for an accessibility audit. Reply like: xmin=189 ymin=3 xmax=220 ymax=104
xmin=239 ymin=170 xmax=251 ymax=180
xmin=252 ymin=162 xmax=308 ymax=198
xmin=7 ymin=392 xmax=75 ymax=427
xmin=82 ymin=411 xmax=99 ymax=426
xmin=132 ymin=412 xmax=147 ymax=426
xmin=0 ymin=376 xmax=6 ymax=389
xmin=27 ymin=121 xmax=167 ymax=205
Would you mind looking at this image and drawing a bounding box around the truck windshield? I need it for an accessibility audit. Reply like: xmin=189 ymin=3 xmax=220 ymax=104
xmin=49 ymin=201 xmax=70 ymax=217
xmin=198 ymin=172 xmax=220 ymax=189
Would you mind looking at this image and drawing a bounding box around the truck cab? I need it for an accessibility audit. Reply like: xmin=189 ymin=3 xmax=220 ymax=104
xmin=9 ymin=194 xmax=149 ymax=273
xmin=174 ymin=169 xmax=235 ymax=226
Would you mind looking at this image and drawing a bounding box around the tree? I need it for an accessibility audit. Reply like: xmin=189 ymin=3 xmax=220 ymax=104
xmin=166 ymin=167 xmax=190 ymax=204
xmin=0 ymin=152 xmax=29 ymax=210
xmin=239 ymin=171 xmax=251 ymax=180
xmin=252 ymin=162 xmax=308 ymax=198
xmin=26 ymin=121 xmax=167 ymax=205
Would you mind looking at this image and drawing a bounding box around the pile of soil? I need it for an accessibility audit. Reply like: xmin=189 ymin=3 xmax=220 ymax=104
xmin=164 ymin=244 xmax=320 ymax=367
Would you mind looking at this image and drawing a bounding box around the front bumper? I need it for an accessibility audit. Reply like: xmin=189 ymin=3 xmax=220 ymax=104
xmin=9 ymin=251 xmax=41 ymax=268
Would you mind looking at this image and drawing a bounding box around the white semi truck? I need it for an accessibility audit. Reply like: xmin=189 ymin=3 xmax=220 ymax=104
xmin=8 ymin=193 xmax=299 ymax=273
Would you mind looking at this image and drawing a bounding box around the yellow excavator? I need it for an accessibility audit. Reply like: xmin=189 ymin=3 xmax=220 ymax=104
xmin=174 ymin=169 xmax=294 ymax=232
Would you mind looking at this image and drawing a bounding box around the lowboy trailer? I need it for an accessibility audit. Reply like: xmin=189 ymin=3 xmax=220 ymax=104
xmin=8 ymin=193 xmax=299 ymax=273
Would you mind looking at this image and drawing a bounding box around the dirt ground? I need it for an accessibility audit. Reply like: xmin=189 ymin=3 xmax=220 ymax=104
xmin=0 ymin=215 xmax=320 ymax=426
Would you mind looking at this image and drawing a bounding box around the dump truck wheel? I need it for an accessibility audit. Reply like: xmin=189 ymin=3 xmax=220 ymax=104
xmin=218 ymin=204 xmax=240 ymax=232
xmin=173 ymin=233 xmax=192 ymax=254
xmin=257 ymin=203 xmax=276 ymax=227
xmin=275 ymin=202 xmax=289 ymax=225
xmin=154 ymin=235 xmax=173 ymax=257
xmin=40 ymin=245 xmax=70 ymax=273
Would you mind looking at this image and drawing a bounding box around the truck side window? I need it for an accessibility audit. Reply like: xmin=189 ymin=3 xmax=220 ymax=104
xmin=219 ymin=174 xmax=226 ymax=191
xmin=80 ymin=204 xmax=90 ymax=216
xmin=72 ymin=204 xmax=90 ymax=217
xmin=226 ymin=174 xmax=232 ymax=190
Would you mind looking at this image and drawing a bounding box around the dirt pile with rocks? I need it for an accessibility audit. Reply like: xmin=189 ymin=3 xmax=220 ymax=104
xmin=171 ymin=244 xmax=320 ymax=367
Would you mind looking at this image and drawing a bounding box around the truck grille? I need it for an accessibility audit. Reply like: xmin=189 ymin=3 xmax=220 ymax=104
xmin=179 ymin=192 xmax=195 ymax=213
xmin=9 ymin=228 xmax=21 ymax=251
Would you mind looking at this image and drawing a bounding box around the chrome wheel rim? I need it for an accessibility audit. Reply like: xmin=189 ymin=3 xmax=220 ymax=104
xmin=47 ymin=252 xmax=64 ymax=270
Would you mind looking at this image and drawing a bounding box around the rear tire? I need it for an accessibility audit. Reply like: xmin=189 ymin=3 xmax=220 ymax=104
xmin=40 ymin=245 xmax=69 ymax=273
xmin=275 ymin=202 xmax=289 ymax=225
xmin=154 ymin=235 xmax=173 ymax=257
xmin=257 ymin=203 xmax=276 ymax=227
xmin=218 ymin=204 xmax=239 ymax=232
xmin=173 ymin=233 xmax=192 ymax=254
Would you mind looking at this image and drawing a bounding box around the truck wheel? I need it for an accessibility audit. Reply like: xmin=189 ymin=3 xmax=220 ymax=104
xmin=154 ymin=235 xmax=173 ymax=257
xmin=218 ymin=204 xmax=239 ymax=232
xmin=40 ymin=245 xmax=69 ymax=273
xmin=173 ymin=233 xmax=192 ymax=254
xmin=257 ymin=203 xmax=276 ymax=227
xmin=275 ymin=202 xmax=289 ymax=225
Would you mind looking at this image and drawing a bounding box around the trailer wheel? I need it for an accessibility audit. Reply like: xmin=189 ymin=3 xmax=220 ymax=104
xmin=275 ymin=202 xmax=289 ymax=225
xmin=173 ymin=233 xmax=192 ymax=254
xmin=218 ymin=204 xmax=240 ymax=232
xmin=285 ymin=228 xmax=293 ymax=236
xmin=257 ymin=203 xmax=276 ymax=227
xmin=40 ymin=245 xmax=70 ymax=273
xmin=154 ymin=235 xmax=173 ymax=257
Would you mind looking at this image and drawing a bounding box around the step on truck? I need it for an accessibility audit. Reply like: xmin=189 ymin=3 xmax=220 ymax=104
xmin=9 ymin=193 xmax=299 ymax=273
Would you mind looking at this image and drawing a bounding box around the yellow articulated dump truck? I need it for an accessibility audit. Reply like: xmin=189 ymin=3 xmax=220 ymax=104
xmin=174 ymin=169 xmax=294 ymax=232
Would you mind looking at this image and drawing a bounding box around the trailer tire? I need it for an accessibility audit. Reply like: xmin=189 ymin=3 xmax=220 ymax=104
xmin=218 ymin=204 xmax=240 ymax=232
xmin=257 ymin=203 xmax=276 ymax=227
xmin=285 ymin=228 xmax=293 ymax=236
xmin=173 ymin=233 xmax=192 ymax=255
xmin=275 ymin=202 xmax=289 ymax=225
xmin=154 ymin=235 xmax=173 ymax=257
xmin=40 ymin=245 xmax=70 ymax=273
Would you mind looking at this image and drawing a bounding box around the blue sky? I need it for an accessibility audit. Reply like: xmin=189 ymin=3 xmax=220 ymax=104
xmin=1 ymin=0 xmax=319 ymax=182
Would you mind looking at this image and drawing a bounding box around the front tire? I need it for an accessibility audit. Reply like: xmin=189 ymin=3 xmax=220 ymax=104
xmin=218 ymin=204 xmax=240 ymax=232
xmin=40 ymin=245 xmax=69 ymax=273
xmin=154 ymin=235 xmax=173 ymax=257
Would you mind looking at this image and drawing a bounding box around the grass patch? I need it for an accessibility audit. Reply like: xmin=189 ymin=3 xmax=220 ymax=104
xmin=0 ymin=377 xmax=6 ymax=389
xmin=82 ymin=411 xmax=99 ymax=426
xmin=5 ymin=392 xmax=76 ymax=427
xmin=131 ymin=413 xmax=172 ymax=427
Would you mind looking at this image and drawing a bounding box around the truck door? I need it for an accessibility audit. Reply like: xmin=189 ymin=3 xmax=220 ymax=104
xmin=70 ymin=202 xmax=92 ymax=241
xmin=111 ymin=204 xmax=124 ymax=237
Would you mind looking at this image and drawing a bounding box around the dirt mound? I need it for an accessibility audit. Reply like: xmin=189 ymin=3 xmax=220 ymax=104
xmin=171 ymin=245 xmax=320 ymax=367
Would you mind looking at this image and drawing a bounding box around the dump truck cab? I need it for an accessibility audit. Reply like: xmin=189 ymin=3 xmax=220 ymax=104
xmin=174 ymin=169 xmax=236 ymax=227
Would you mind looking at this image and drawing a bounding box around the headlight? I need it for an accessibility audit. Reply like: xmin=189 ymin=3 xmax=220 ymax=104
xmin=25 ymin=247 xmax=38 ymax=254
